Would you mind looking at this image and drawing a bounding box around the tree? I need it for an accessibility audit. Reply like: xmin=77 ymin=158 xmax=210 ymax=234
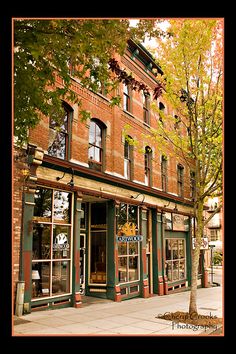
xmin=147 ymin=19 xmax=223 ymax=314
xmin=14 ymin=18 xmax=168 ymax=146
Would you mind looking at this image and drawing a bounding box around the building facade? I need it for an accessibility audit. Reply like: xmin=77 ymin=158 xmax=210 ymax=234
xmin=13 ymin=39 xmax=207 ymax=314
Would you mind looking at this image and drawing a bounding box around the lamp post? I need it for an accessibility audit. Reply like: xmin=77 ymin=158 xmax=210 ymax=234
xmin=209 ymin=244 xmax=215 ymax=285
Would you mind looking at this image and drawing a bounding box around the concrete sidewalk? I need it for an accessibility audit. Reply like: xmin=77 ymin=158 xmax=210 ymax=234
xmin=13 ymin=286 xmax=223 ymax=336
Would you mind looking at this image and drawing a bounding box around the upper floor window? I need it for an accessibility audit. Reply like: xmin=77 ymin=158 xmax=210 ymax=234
xmin=88 ymin=119 xmax=106 ymax=172
xmin=123 ymin=84 xmax=131 ymax=112
xmin=161 ymin=155 xmax=168 ymax=192
xmin=177 ymin=164 xmax=184 ymax=197
xmin=190 ymin=170 xmax=196 ymax=200
xmin=124 ymin=136 xmax=133 ymax=180
xmin=48 ymin=103 xmax=72 ymax=160
xmin=144 ymin=146 xmax=152 ymax=186
xmin=143 ymin=93 xmax=150 ymax=125
xmin=159 ymin=102 xmax=165 ymax=125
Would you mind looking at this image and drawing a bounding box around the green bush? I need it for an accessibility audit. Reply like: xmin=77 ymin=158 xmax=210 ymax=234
xmin=213 ymin=251 xmax=223 ymax=266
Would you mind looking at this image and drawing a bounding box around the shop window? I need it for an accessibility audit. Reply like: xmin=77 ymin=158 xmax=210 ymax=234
xmin=48 ymin=103 xmax=72 ymax=160
xmin=165 ymin=239 xmax=186 ymax=282
xmin=88 ymin=119 xmax=106 ymax=172
xmin=161 ymin=155 xmax=168 ymax=192
xmin=124 ymin=136 xmax=133 ymax=180
xmin=144 ymin=146 xmax=152 ymax=186
xmin=116 ymin=204 xmax=140 ymax=284
xmin=89 ymin=203 xmax=107 ymax=284
xmin=32 ymin=187 xmax=73 ymax=299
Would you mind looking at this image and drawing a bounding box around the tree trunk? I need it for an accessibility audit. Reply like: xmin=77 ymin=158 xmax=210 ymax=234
xmin=189 ymin=201 xmax=204 ymax=314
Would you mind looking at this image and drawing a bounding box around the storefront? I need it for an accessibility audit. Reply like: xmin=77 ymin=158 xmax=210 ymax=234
xmin=19 ymin=174 xmax=193 ymax=313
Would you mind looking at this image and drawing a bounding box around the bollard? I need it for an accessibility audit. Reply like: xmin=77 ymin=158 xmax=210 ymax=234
xmin=15 ymin=281 xmax=25 ymax=317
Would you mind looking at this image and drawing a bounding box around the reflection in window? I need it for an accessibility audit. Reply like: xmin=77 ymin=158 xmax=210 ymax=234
xmin=53 ymin=191 xmax=71 ymax=223
xmin=144 ymin=146 xmax=152 ymax=186
xmin=52 ymin=261 xmax=70 ymax=295
xmin=88 ymin=119 xmax=105 ymax=172
xmin=165 ymin=239 xmax=186 ymax=282
xmin=143 ymin=93 xmax=150 ymax=125
xmin=123 ymin=84 xmax=131 ymax=112
xmin=34 ymin=187 xmax=52 ymax=221
xmin=48 ymin=104 xmax=71 ymax=160
xmin=124 ymin=136 xmax=133 ymax=180
xmin=33 ymin=225 xmax=51 ymax=260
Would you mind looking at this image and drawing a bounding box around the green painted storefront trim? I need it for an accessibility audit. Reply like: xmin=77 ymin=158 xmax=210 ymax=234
xmin=23 ymin=192 xmax=35 ymax=311
xmin=107 ymin=200 xmax=116 ymax=300
xmin=152 ymin=210 xmax=158 ymax=293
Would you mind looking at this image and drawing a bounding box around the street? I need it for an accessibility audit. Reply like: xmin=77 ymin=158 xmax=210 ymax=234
xmin=208 ymin=267 xmax=223 ymax=286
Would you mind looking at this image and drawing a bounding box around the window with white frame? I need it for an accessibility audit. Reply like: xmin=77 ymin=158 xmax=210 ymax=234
xmin=116 ymin=204 xmax=140 ymax=284
xmin=165 ymin=239 xmax=186 ymax=282
xmin=32 ymin=187 xmax=73 ymax=299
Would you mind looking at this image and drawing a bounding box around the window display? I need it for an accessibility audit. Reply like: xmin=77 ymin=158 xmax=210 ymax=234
xmin=32 ymin=187 xmax=72 ymax=299
xmin=117 ymin=203 xmax=140 ymax=284
xmin=165 ymin=239 xmax=186 ymax=282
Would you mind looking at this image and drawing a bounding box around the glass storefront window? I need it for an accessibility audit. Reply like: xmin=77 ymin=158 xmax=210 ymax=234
xmin=32 ymin=187 xmax=72 ymax=299
xmin=52 ymin=261 xmax=70 ymax=295
xmin=53 ymin=225 xmax=70 ymax=259
xmin=117 ymin=203 xmax=140 ymax=284
xmin=53 ymin=191 xmax=71 ymax=223
xmin=33 ymin=225 xmax=51 ymax=260
xmin=33 ymin=187 xmax=52 ymax=222
xmin=165 ymin=238 xmax=186 ymax=282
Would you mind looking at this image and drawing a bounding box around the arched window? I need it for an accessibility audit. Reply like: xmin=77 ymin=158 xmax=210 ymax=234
xmin=48 ymin=102 xmax=72 ymax=160
xmin=88 ymin=119 xmax=106 ymax=172
xmin=124 ymin=136 xmax=134 ymax=180
xmin=144 ymin=146 xmax=152 ymax=186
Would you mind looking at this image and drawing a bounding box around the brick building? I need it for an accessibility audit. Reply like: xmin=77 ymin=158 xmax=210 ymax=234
xmin=13 ymin=39 xmax=207 ymax=314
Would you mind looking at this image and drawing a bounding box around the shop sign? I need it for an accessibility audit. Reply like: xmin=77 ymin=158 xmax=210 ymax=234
xmin=117 ymin=235 xmax=143 ymax=242
xmin=192 ymin=237 xmax=209 ymax=250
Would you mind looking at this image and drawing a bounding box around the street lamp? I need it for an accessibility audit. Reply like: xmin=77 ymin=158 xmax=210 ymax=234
xmin=209 ymin=244 xmax=215 ymax=285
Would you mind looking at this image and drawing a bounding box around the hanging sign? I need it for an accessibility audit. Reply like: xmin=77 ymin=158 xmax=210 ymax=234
xmin=192 ymin=237 xmax=209 ymax=250
xmin=116 ymin=222 xmax=143 ymax=242
xmin=117 ymin=235 xmax=143 ymax=242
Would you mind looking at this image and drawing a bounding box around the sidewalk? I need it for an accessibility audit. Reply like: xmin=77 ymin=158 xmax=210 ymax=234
xmin=13 ymin=286 xmax=223 ymax=336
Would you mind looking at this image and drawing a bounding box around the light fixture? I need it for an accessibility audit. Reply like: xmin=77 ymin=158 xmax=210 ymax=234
xmin=32 ymin=270 xmax=40 ymax=280
xmin=130 ymin=193 xmax=145 ymax=204
xmin=56 ymin=171 xmax=66 ymax=181
xmin=173 ymin=203 xmax=178 ymax=212
xmin=67 ymin=168 xmax=74 ymax=187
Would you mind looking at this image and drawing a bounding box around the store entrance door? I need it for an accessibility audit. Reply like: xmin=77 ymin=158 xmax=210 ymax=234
xmin=79 ymin=234 xmax=86 ymax=295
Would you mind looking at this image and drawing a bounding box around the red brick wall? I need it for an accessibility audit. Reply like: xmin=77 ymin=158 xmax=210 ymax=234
xmin=27 ymin=51 xmax=191 ymax=198
xmin=13 ymin=149 xmax=26 ymax=296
